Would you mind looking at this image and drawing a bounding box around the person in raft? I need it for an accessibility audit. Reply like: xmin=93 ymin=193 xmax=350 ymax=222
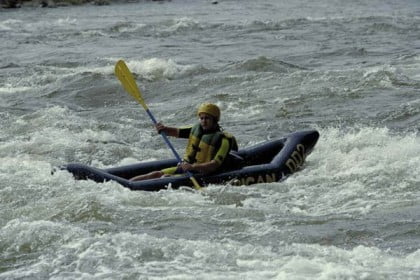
xmin=130 ymin=103 xmax=238 ymax=181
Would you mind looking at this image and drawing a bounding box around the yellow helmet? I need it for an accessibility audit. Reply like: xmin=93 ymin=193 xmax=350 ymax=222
xmin=197 ymin=103 xmax=220 ymax=121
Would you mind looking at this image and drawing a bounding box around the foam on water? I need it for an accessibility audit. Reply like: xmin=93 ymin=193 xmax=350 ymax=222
xmin=1 ymin=119 xmax=420 ymax=278
xmin=254 ymin=126 xmax=420 ymax=217
xmin=0 ymin=19 xmax=23 ymax=31
xmin=125 ymin=58 xmax=203 ymax=82
xmin=0 ymin=106 xmax=158 ymax=169
xmin=0 ymin=64 xmax=113 ymax=98
xmin=0 ymin=56 xmax=205 ymax=93
xmin=163 ymin=17 xmax=202 ymax=33
xmin=2 ymin=222 xmax=420 ymax=279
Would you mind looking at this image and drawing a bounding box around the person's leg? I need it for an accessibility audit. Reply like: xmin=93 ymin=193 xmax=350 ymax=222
xmin=130 ymin=171 xmax=163 ymax=181
xmin=129 ymin=166 xmax=180 ymax=182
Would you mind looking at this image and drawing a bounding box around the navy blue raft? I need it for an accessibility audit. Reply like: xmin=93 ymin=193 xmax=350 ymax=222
xmin=63 ymin=130 xmax=319 ymax=191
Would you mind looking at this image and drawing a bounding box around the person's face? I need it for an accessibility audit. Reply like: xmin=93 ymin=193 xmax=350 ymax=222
xmin=199 ymin=113 xmax=216 ymax=130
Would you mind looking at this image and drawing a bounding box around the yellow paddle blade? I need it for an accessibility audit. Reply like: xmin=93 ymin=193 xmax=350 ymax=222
xmin=114 ymin=60 xmax=148 ymax=110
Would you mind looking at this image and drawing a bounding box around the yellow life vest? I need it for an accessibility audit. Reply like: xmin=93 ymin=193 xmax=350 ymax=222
xmin=183 ymin=123 xmax=237 ymax=164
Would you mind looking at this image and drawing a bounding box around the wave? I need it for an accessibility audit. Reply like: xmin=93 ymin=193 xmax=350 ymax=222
xmin=377 ymin=99 xmax=420 ymax=129
xmin=279 ymin=126 xmax=420 ymax=217
xmin=105 ymin=16 xmax=345 ymax=38
xmin=0 ymin=63 xmax=112 ymax=95
xmin=105 ymin=16 xmax=327 ymax=38
xmin=123 ymin=56 xmax=305 ymax=81
xmin=109 ymin=21 xmax=147 ymax=33
xmin=107 ymin=17 xmax=208 ymax=37
xmin=243 ymin=15 xmax=419 ymax=37
xmin=0 ymin=17 xmax=78 ymax=33
xmin=0 ymin=57 xmax=207 ymax=95
xmin=0 ymin=19 xmax=23 ymax=31
xmin=122 ymin=58 xmax=209 ymax=81
xmin=361 ymin=65 xmax=420 ymax=89
xmin=231 ymin=56 xmax=306 ymax=73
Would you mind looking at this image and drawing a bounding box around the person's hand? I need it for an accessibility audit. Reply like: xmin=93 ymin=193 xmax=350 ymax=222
xmin=155 ymin=122 xmax=166 ymax=134
xmin=178 ymin=161 xmax=194 ymax=172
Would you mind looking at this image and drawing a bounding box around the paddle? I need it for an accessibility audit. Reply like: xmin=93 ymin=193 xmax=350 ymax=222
xmin=114 ymin=60 xmax=202 ymax=190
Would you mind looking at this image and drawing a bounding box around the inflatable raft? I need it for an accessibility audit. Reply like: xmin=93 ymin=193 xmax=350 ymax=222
xmin=63 ymin=130 xmax=319 ymax=191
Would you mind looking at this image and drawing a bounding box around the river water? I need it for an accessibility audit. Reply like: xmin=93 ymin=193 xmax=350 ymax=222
xmin=1 ymin=0 xmax=420 ymax=279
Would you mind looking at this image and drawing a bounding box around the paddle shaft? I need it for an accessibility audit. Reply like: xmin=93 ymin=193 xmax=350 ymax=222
xmin=145 ymin=108 xmax=183 ymax=163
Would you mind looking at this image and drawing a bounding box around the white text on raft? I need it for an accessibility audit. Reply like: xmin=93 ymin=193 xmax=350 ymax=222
xmin=231 ymin=173 xmax=277 ymax=186
xmin=286 ymin=144 xmax=306 ymax=173
xmin=230 ymin=144 xmax=306 ymax=186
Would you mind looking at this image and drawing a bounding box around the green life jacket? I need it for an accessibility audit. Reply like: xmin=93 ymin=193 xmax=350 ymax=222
xmin=183 ymin=123 xmax=238 ymax=164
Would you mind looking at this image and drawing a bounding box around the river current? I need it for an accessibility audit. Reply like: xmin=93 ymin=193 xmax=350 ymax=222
xmin=1 ymin=0 xmax=420 ymax=279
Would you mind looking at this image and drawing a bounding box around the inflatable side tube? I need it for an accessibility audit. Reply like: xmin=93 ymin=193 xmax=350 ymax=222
xmin=64 ymin=163 xmax=130 ymax=186
xmin=105 ymin=158 xmax=178 ymax=179
xmin=62 ymin=130 xmax=320 ymax=191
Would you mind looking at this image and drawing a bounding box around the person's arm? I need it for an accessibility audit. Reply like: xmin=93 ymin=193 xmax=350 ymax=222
xmin=155 ymin=122 xmax=179 ymax=137
xmin=156 ymin=123 xmax=192 ymax=138
xmin=180 ymin=160 xmax=220 ymax=174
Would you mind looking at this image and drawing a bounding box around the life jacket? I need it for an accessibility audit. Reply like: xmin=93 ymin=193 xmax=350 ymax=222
xmin=183 ymin=123 xmax=238 ymax=164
